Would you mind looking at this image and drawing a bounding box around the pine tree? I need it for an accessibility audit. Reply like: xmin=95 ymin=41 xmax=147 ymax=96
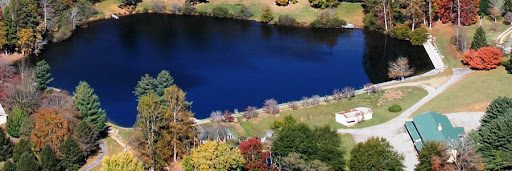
xmin=39 ymin=144 xmax=60 ymax=171
xmin=0 ymin=128 xmax=13 ymax=161
xmin=16 ymin=151 xmax=39 ymax=171
xmin=479 ymin=0 xmax=490 ymax=15
xmin=3 ymin=160 xmax=16 ymax=171
xmin=61 ymin=138 xmax=85 ymax=171
xmin=73 ymin=81 xmax=106 ymax=133
xmin=482 ymin=97 xmax=512 ymax=127
xmin=13 ymin=139 xmax=32 ymax=163
xmin=475 ymin=113 xmax=512 ymax=170
xmin=7 ymin=106 xmax=28 ymax=138
xmin=35 ymin=60 xmax=53 ymax=91
xmin=155 ymin=70 xmax=174 ymax=97
xmin=415 ymin=141 xmax=445 ymax=171
xmin=75 ymin=120 xmax=99 ymax=156
xmin=471 ymin=27 xmax=488 ymax=49
xmin=134 ymin=74 xmax=156 ymax=98
xmin=504 ymin=0 xmax=512 ymax=15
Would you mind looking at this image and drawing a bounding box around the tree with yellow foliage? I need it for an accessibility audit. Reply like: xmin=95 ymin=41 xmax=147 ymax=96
xmin=101 ymin=152 xmax=144 ymax=171
xmin=189 ymin=141 xmax=244 ymax=170
xmin=16 ymin=28 xmax=35 ymax=55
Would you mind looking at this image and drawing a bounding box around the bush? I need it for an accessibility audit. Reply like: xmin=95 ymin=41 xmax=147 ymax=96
xmin=462 ymin=46 xmax=503 ymax=70
xmin=309 ymin=0 xmax=340 ymax=8
xmin=310 ymin=10 xmax=346 ymax=28
xmin=503 ymin=60 xmax=512 ymax=74
xmin=505 ymin=12 xmax=512 ymax=25
xmin=235 ymin=5 xmax=252 ymax=19
xmin=182 ymin=1 xmax=196 ymax=15
xmin=408 ymin=28 xmax=429 ymax=45
xmin=363 ymin=13 xmax=382 ymax=31
xmin=260 ymin=6 xmax=274 ymax=23
xmin=277 ymin=15 xmax=298 ymax=26
xmin=211 ymin=6 xmax=231 ymax=18
xmin=388 ymin=24 xmax=411 ymax=40
xmin=276 ymin=0 xmax=289 ymax=6
xmin=388 ymin=105 xmax=402 ymax=112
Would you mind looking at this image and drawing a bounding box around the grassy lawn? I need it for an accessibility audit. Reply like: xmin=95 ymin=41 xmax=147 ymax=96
xmin=416 ymin=68 xmax=512 ymax=115
xmin=108 ymin=122 xmax=134 ymax=140
xmin=225 ymin=87 xmax=427 ymax=138
xmin=94 ymin=0 xmax=124 ymax=17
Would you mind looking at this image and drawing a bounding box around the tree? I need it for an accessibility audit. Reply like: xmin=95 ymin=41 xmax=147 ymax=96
xmin=155 ymin=70 xmax=174 ymax=97
xmin=447 ymin=137 xmax=483 ymax=171
xmin=239 ymin=137 xmax=267 ymax=170
xmin=35 ymin=60 xmax=53 ymax=91
xmin=404 ymin=0 xmax=424 ymax=30
xmin=0 ymin=63 xmax=16 ymax=100
xmin=506 ymin=12 xmax=512 ymax=24
xmin=479 ymin=0 xmax=490 ymax=16
xmin=7 ymin=106 xmax=28 ymax=138
xmin=16 ymin=28 xmax=35 ymax=54
xmin=60 ymin=138 xmax=85 ymax=171
xmin=415 ymin=141 xmax=445 ymax=171
xmin=0 ymin=22 xmax=8 ymax=53
xmin=121 ymin=0 xmax=141 ymax=6
xmin=462 ymin=46 xmax=503 ymax=70
xmin=74 ymin=120 xmax=99 ymax=156
xmin=39 ymin=144 xmax=60 ymax=171
xmin=101 ymin=152 xmax=144 ymax=171
xmin=3 ymin=72 xmax=40 ymax=113
xmin=309 ymin=0 xmax=339 ymax=8
xmin=4 ymin=160 xmax=16 ymax=171
xmin=471 ymin=27 xmax=488 ymax=50
xmin=19 ymin=116 xmax=35 ymax=139
xmin=349 ymin=137 xmax=404 ymax=171
xmin=389 ymin=24 xmax=412 ymax=40
xmin=281 ymin=152 xmax=330 ymax=171
xmin=161 ymin=85 xmax=197 ymax=163
xmin=16 ymin=151 xmax=39 ymax=171
xmin=73 ymin=81 xmax=106 ymax=133
xmin=134 ymin=70 xmax=174 ymax=98
xmin=189 ymin=141 xmax=244 ymax=170
xmin=474 ymin=109 xmax=512 ymax=170
xmin=482 ymin=97 xmax=512 ymax=127
xmin=263 ymin=98 xmax=279 ymax=114
xmin=260 ymin=6 xmax=274 ymax=23
xmin=409 ymin=28 xmax=429 ymax=45
xmin=0 ymin=128 xmax=13 ymax=161
xmin=504 ymin=0 xmax=512 ymax=15
xmin=133 ymin=92 xmax=165 ymax=169
xmin=31 ymin=108 xmax=70 ymax=152
xmin=388 ymin=57 xmax=415 ymax=80
xmin=13 ymin=139 xmax=32 ymax=163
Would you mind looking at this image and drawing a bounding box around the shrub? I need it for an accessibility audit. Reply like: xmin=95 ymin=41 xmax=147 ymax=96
xmin=223 ymin=110 xmax=234 ymax=122
xmin=341 ymin=87 xmax=355 ymax=99
xmin=363 ymin=13 xmax=382 ymax=31
xmin=310 ymin=10 xmax=346 ymax=28
xmin=260 ymin=6 xmax=274 ymax=23
xmin=276 ymin=0 xmax=289 ymax=6
xmin=388 ymin=105 xmax=402 ymax=112
xmin=505 ymin=12 xmax=512 ymax=25
xmin=235 ymin=5 xmax=252 ymax=19
xmin=288 ymin=102 xmax=299 ymax=110
xmin=408 ymin=28 xmax=429 ymax=45
xmin=503 ymin=60 xmax=512 ymax=74
xmin=309 ymin=0 xmax=340 ymax=9
xmin=211 ymin=6 xmax=231 ymax=18
xmin=462 ymin=46 xmax=503 ymax=70
xmin=277 ymin=15 xmax=298 ymax=26
xmin=243 ymin=106 xmax=258 ymax=119
xmin=388 ymin=24 xmax=411 ymax=40
xmin=182 ymin=1 xmax=196 ymax=15
xmin=148 ymin=0 xmax=166 ymax=13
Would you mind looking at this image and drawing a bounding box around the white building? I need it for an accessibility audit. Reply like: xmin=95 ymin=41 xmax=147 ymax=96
xmin=335 ymin=107 xmax=373 ymax=127
xmin=0 ymin=104 xmax=7 ymax=125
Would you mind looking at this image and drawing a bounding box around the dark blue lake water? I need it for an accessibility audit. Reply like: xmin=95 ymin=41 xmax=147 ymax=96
xmin=39 ymin=14 xmax=433 ymax=127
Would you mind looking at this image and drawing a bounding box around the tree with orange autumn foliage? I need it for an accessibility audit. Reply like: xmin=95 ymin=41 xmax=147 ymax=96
xmin=462 ymin=46 xmax=503 ymax=70
xmin=459 ymin=0 xmax=479 ymax=26
xmin=30 ymin=108 xmax=70 ymax=153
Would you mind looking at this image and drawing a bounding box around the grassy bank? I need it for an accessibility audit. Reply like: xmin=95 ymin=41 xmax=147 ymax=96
xmin=223 ymin=86 xmax=427 ymax=138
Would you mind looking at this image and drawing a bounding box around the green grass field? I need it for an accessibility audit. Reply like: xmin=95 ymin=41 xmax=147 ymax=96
xmin=224 ymin=87 xmax=427 ymax=138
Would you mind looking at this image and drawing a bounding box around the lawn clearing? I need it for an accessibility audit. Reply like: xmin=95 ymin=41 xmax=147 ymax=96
xmin=416 ymin=68 xmax=512 ymax=115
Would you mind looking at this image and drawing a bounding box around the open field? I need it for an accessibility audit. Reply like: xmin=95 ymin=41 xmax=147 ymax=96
xmin=224 ymin=87 xmax=427 ymax=138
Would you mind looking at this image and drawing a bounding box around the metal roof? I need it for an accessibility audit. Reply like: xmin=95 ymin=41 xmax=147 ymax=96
xmin=405 ymin=112 xmax=465 ymax=151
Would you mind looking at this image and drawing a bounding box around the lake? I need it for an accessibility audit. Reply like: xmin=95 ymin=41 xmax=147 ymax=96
xmin=39 ymin=14 xmax=434 ymax=127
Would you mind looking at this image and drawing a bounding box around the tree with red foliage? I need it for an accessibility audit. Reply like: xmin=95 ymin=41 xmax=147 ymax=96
xmin=434 ymin=0 xmax=453 ymax=23
xmin=462 ymin=46 xmax=503 ymax=70
xmin=239 ymin=137 xmax=269 ymax=170
xmin=0 ymin=63 xmax=16 ymax=100
xmin=458 ymin=0 xmax=479 ymax=25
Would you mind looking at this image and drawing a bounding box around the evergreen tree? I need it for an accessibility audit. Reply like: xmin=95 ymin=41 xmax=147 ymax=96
xmin=2 ymin=0 xmax=39 ymax=49
xmin=479 ymin=0 xmax=490 ymax=15
xmin=16 ymin=151 xmax=39 ymax=171
xmin=39 ymin=144 xmax=60 ymax=171
xmin=73 ymin=81 xmax=106 ymax=133
xmin=475 ymin=112 xmax=512 ymax=170
xmin=75 ymin=120 xmax=99 ymax=156
xmin=60 ymin=138 xmax=84 ymax=171
xmin=482 ymin=97 xmax=512 ymax=127
xmin=133 ymin=74 xmax=156 ymax=98
xmin=349 ymin=137 xmax=404 ymax=171
xmin=19 ymin=116 xmax=35 ymax=138
xmin=13 ymin=139 xmax=32 ymax=163
xmin=0 ymin=128 xmax=13 ymax=161
xmin=155 ymin=70 xmax=174 ymax=96
xmin=471 ymin=27 xmax=488 ymax=49
xmin=415 ymin=141 xmax=444 ymax=171
xmin=4 ymin=160 xmax=16 ymax=171
xmin=504 ymin=0 xmax=512 ymax=15
xmin=133 ymin=70 xmax=174 ymax=98
xmin=7 ymin=106 xmax=28 ymax=138
xmin=35 ymin=60 xmax=53 ymax=91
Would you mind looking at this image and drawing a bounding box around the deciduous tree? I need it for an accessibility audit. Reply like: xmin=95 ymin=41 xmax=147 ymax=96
xmin=189 ymin=141 xmax=244 ymax=170
xmin=415 ymin=141 xmax=446 ymax=171
xmin=35 ymin=60 xmax=53 ymax=91
xmin=16 ymin=28 xmax=35 ymax=54
xmin=73 ymin=81 xmax=106 ymax=133
xmin=388 ymin=57 xmax=415 ymax=80
xmin=31 ymin=108 xmax=70 ymax=152
xmin=3 ymin=72 xmax=40 ymax=113
xmin=239 ymin=137 xmax=267 ymax=170
xmin=101 ymin=152 xmax=144 ymax=171
xmin=349 ymin=137 xmax=404 ymax=171
xmin=462 ymin=46 xmax=503 ymax=70
xmin=263 ymin=98 xmax=279 ymax=114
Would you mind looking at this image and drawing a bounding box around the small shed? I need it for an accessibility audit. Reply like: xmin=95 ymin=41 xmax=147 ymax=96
xmin=335 ymin=107 xmax=373 ymax=127
xmin=405 ymin=112 xmax=465 ymax=152
xmin=0 ymin=104 xmax=7 ymax=125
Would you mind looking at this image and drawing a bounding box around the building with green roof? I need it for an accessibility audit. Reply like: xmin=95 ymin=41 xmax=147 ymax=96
xmin=405 ymin=112 xmax=465 ymax=152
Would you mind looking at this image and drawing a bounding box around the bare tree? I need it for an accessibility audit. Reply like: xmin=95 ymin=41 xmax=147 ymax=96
xmin=223 ymin=110 xmax=234 ymax=122
xmin=210 ymin=110 xmax=223 ymax=123
xmin=332 ymin=89 xmax=343 ymax=100
xmin=341 ymin=87 xmax=355 ymax=99
xmin=364 ymin=83 xmax=380 ymax=94
xmin=3 ymin=70 xmax=40 ymax=113
xmin=288 ymin=102 xmax=299 ymax=110
xmin=383 ymin=0 xmax=389 ymax=31
xmin=310 ymin=95 xmax=321 ymax=106
xmin=243 ymin=106 xmax=258 ymax=119
xmin=40 ymin=0 xmax=53 ymax=30
xmin=264 ymin=98 xmax=279 ymax=114
xmin=70 ymin=7 xmax=81 ymax=29
xmin=388 ymin=57 xmax=415 ymax=80
xmin=448 ymin=137 xmax=484 ymax=171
